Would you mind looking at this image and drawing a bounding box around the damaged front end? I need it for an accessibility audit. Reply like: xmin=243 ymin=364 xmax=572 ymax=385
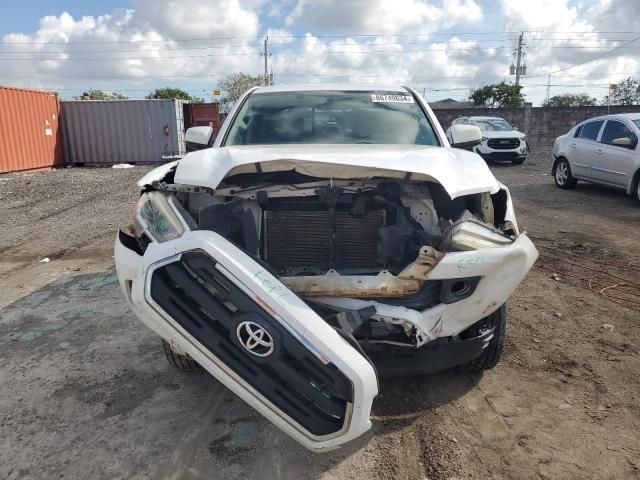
xmin=115 ymin=153 xmax=537 ymax=451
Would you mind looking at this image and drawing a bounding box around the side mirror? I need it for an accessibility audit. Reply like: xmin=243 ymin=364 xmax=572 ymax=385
xmin=185 ymin=126 xmax=214 ymax=152
xmin=513 ymin=126 xmax=520 ymax=131
xmin=449 ymin=124 xmax=482 ymax=150
xmin=612 ymin=137 xmax=634 ymax=148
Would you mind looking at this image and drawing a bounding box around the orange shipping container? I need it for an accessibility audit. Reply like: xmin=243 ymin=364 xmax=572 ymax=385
xmin=0 ymin=86 xmax=64 ymax=173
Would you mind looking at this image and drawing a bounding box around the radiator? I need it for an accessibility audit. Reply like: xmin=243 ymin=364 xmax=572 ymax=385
xmin=264 ymin=210 xmax=385 ymax=271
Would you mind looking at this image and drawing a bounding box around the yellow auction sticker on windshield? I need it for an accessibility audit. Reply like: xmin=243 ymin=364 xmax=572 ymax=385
xmin=371 ymin=94 xmax=414 ymax=103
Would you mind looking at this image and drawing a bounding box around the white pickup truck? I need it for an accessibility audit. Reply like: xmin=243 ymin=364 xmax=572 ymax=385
xmin=114 ymin=84 xmax=538 ymax=452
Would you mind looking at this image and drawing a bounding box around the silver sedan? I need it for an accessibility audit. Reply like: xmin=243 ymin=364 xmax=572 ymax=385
xmin=551 ymin=113 xmax=640 ymax=203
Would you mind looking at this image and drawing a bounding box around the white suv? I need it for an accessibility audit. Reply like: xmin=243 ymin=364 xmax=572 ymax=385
xmin=552 ymin=113 xmax=640 ymax=203
xmin=446 ymin=116 xmax=528 ymax=164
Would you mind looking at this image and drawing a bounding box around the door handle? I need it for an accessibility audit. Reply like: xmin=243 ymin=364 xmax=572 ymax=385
xmin=570 ymin=143 xmax=577 ymax=148
xmin=595 ymin=149 xmax=603 ymax=154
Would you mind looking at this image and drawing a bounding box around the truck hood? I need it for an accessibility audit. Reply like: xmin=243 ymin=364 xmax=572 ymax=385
xmin=144 ymin=144 xmax=502 ymax=199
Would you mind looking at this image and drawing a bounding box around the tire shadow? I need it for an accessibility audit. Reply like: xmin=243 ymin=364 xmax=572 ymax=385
xmin=371 ymin=370 xmax=482 ymax=429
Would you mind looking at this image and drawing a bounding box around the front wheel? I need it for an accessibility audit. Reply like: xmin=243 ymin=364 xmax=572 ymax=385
xmin=633 ymin=175 xmax=640 ymax=205
xmin=162 ymin=339 xmax=203 ymax=371
xmin=459 ymin=305 xmax=506 ymax=373
xmin=512 ymin=157 xmax=526 ymax=165
xmin=554 ymin=158 xmax=578 ymax=189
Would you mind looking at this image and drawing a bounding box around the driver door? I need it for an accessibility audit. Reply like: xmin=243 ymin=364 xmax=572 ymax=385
xmin=571 ymin=120 xmax=605 ymax=179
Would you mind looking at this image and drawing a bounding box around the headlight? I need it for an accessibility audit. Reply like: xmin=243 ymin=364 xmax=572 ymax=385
xmin=134 ymin=191 xmax=185 ymax=243
xmin=481 ymin=136 xmax=489 ymax=142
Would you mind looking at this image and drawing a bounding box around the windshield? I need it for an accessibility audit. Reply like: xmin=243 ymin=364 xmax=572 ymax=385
xmin=469 ymin=118 xmax=513 ymax=132
xmin=224 ymin=91 xmax=440 ymax=146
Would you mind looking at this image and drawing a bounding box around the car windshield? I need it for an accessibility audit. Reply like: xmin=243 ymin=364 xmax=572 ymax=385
xmin=469 ymin=118 xmax=513 ymax=132
xmin=224 ymin=91 xmax=440 ymax=146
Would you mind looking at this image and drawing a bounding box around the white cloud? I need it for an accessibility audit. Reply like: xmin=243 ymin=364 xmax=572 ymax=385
xmin=0 ymin=0 xmax=638 ymax=105
xmin=591 ymin=0 xmax=640 ymax=32
xmin=132 ymin=0 xmax=259 ymax=40
xmin=0 ymin=2 xmax=261 ymax=96
xmin=284 ymin=0 xmax=482 ymax=34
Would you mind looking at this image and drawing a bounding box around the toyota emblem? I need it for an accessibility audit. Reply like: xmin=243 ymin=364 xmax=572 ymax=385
xmin=236 ymin=321 xmax=274 ymax=357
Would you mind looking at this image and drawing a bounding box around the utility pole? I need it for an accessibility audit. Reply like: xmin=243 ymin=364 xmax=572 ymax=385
xmin=546 ymin=74 xmax=551 ymax=104
xmin=262 ymin=36 xmax=271 ymax=86
xmin=515 ymin=32 xmax=524 ymax=87
xmin=607 ymin=84 xmax=618 ymax=114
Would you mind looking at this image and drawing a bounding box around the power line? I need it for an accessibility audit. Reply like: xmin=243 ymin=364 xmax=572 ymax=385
xmin=0 ymin=42 xmax=635 ymax=58
xmin=276 ymin=73 xmax=474 ymax=78
xmin=0 ymin=43 xmax=264 ymax=53
xmin=3 ymin=37 xmax=637 ymax=62
xmin=1 ymin=37 xmax=635 ymax=54
xmin=32 ymin=81 xmax=626 ymax=93
xmin=529 ymin=34 xmax=640 ymax=77
xmin=0 ymin=45 xmax=518 ymax=61
xmin=4 ymin=30 xmax=640 ymax=45
xmin=0 ymin=31 xmax=521 ymax=45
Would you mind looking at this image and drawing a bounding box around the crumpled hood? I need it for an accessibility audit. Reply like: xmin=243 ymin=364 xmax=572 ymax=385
xmin=148 ymin=144 xmax=502 ymax=198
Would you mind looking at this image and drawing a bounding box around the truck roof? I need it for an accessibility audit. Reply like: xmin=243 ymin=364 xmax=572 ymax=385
xmin=251 ymin=84 xmax=410 ymax=94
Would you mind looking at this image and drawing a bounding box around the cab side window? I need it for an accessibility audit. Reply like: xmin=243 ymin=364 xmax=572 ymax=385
xmin=578 ymin=120 xmax=604 ymax=141
xmin=600 ymin=120 xmax=638 ymax=149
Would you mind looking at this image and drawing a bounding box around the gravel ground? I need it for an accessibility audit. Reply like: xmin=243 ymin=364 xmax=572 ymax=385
xmin=1 ymin=156 xmax=639 ymax=480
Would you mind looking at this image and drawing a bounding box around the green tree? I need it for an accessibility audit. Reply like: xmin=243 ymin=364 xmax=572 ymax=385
xmin=217 ymin=73 xmax=264 ymax=112
xmin=543 ymin=93 xmax=597 ymax=107
xmin=468 ymin=82 xmax=524 ymax=108
xmin=146 ymin=87 xmax=204 ymax=103
xmin=74 ymin=90 xmax=128 ymax=100
xmin=602 ymin=77 xmax=640 ymax=106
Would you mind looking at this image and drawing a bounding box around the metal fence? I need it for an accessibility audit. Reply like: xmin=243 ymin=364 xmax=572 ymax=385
xmin=61 ymin=99 xmax=187 ymax=166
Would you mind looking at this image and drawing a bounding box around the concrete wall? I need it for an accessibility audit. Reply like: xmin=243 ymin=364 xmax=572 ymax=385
xmin=431 ymin=104 xmax=640 ymax=162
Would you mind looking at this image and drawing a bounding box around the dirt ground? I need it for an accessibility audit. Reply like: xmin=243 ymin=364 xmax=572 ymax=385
xmin=1 ymin=155 xmax=639 ymax=480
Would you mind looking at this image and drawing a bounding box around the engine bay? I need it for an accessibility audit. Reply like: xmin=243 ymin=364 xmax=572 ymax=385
xmin=165 ymin=172 xmax=516 ymax=277
xmin=133 ymin=168 xmax=518 ymax=348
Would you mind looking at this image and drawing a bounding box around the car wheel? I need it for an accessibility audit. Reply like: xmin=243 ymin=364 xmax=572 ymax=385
xmin=162 ymin=339 xmax=203 ymax=371
xmin=554 ymin=158 xmax=577 ymax=189
xmin=634 ymin=175 xmax=640 ymax=205
xmin=459 ymin=305 xmax=506 ymax=373
xmin=512 ymin=158 xmax=525 ymax=165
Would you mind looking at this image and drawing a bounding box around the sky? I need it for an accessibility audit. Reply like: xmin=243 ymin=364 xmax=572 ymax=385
xmin=0 ymin=0 xmax=638 ymax=106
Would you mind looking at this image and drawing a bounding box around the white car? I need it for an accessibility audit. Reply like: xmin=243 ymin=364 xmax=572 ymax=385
xmin=446 ymin=116 xmax=528 ymax=164
xmin=114 ymin=85 xmax=538 ymax=452
xmin=552 ymin=113 xmax=640 ymax=203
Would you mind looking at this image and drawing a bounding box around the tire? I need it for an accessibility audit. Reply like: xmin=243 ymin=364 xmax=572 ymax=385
xmin=554 ymin=158 xmax=578 ymax=189
xmin=459 ymin=304 xmax=507 ymax=373
xmin=512 ymin=158 xmax=526 ymax=165
xmin=633 ymin=174 xmax=640 ymax=205
xmin=162 ymin=339 xmax=203 ymax=371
